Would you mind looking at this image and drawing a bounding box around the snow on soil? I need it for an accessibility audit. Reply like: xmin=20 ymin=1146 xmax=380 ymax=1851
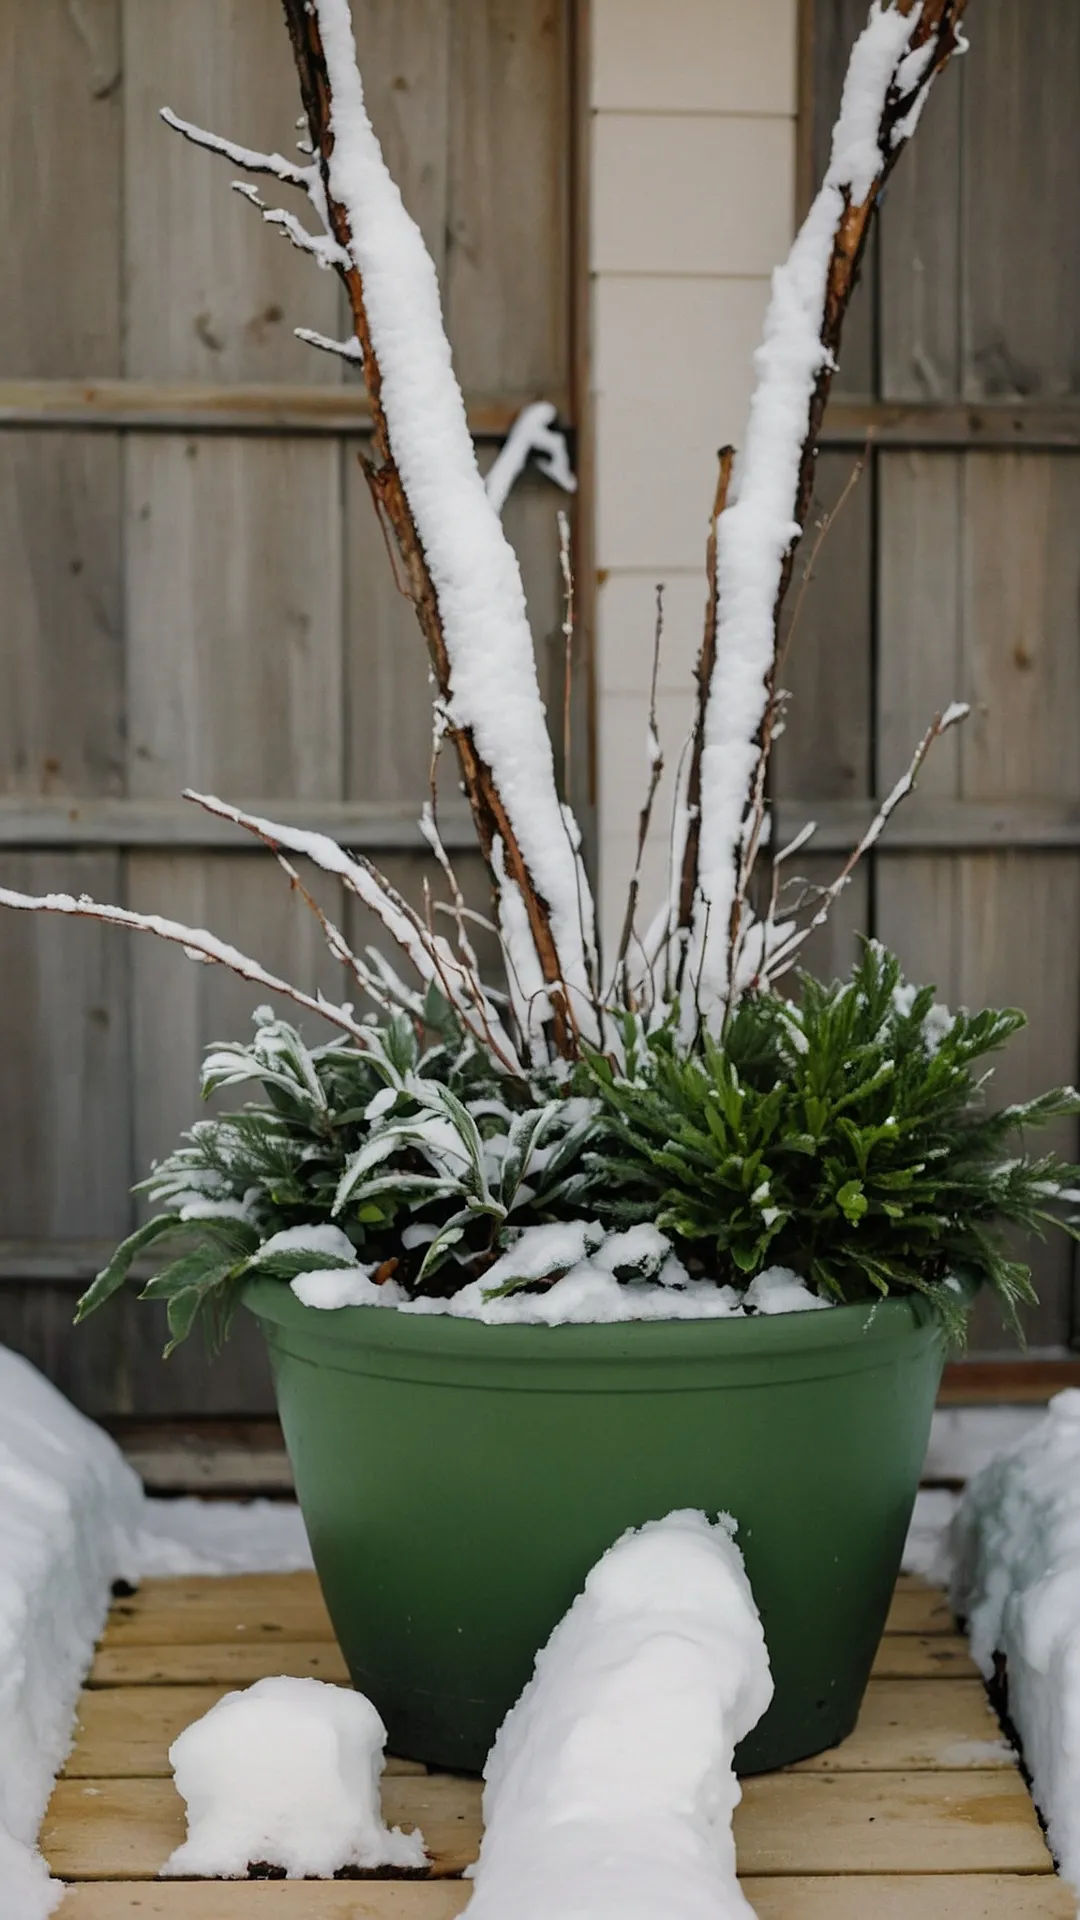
xmin=312 ymin=0 xmax=597 ymax=1029
xmin=163 ymin=1676 xmax=425 ymax=1879
xmin=464 ymin=1510 xmax=772 ymax=1919
xmin=952 ymin=1390 xmax=1080 ymax=1891
xmin=0 ymin=1344 xmax=312 ymax=1917
xmin=281 ymin=1213 xmax=831 ymax=1325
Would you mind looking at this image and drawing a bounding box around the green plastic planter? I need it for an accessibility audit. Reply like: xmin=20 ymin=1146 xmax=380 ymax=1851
xmin=245 ymin=1280 xmax=949 ymax=1774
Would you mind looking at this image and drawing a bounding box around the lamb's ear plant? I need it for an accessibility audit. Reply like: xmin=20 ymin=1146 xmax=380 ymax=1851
xmin=8 ymin=0 xmax=1071 ymax=1354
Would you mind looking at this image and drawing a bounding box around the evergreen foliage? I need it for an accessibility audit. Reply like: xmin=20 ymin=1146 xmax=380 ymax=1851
xmin=586 ymin=943 xmax=1080 ymax=1337
xmin=77 ymin=944 xmax=1080 ymax=1349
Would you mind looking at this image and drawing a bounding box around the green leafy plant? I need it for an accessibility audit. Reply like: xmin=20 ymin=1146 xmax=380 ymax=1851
xmin=583 ymin=942 xmax=1080 ymax=1337
xmin=77 ymin=993 xmax=604 ymax=1349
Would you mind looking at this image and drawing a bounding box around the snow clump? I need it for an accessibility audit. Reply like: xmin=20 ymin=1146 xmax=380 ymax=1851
xmin=163 ymin=1675 xmax=426 ymax=1879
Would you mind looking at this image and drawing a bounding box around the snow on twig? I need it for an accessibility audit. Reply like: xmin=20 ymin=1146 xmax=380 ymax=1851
xmin=0 ymin=886 xmax=372 ymax=1043
xmin=484 ymin=401 xmax=577 ymax=517
xmin=295 ymin=326 xmax=363 ymax=363
xmin=182 ymin=790 xmax=524 ymax=1074
xmin=160 ymin=107 xmax=314 ymax=188
xmin=766 ymin=702 xmax=970 ymax=979
xmin=262 ymin=203 xmax=349 ymax=270
xmin=310 ymin=0 xmax=597 ymax=1029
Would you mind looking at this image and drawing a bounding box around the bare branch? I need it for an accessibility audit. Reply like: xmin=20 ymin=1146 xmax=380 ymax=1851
xmin=766 ymin=702 xmax=970 ymax=979
xmin=0 ymin=886 xmax=371 ymax=1042
xmin=677 ymin=446 xmax=734 ymax=939
xmin=613 ymin=585 xmax=667 ymax=991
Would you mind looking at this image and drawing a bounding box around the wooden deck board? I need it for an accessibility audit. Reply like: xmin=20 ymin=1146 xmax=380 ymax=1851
xmin=57 ymin=1880 xmax=1078 ymax=1920
xmin=68 ymin=1678 xmax=1010 ymax=1779
xmin=49 ymin=1570 xmax=1068 ymax=1910
xmin=41 ymin=1767 xmax=1052 ymax=1881
xmin=64 ymin=1688 xmax=426 ymax=1779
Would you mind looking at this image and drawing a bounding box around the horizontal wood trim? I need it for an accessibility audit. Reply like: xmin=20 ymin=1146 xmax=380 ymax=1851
xmin=774 ymin=797 xmax=1080 ymax=853
xmin=0 ymin=796 xmax=476 ymax=850
xmin=5 ymin=795 xmax=1080 ymax=853
xmin=0 ymin=379 xmax=567 ymax=438
xmin=820 ymin=399 xmax=1080 ymax=450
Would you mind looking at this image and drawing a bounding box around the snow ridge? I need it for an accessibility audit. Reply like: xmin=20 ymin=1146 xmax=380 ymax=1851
xmin=464 ymin=1511 xmax=773 ymax=1919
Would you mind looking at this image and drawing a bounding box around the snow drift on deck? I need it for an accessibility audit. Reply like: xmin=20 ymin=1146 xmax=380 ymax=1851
xmin=464 ymin=1510 xmax=773 ymax=1918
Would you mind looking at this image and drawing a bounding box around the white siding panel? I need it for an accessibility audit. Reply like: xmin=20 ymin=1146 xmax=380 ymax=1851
xmin=592 ymin=113 xmax=794 ymax=276
xmin=597 ymin=570 xmax=709 ymax=696
xmin=592 ymin=0 xmax=798 ymax=116
xmin=594 ymin=274 xmax=770 ymax=571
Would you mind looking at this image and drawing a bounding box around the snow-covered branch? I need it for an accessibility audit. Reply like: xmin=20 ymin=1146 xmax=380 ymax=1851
xmin=278 ymin=0 xmax=599 ymax=1056
xmin=182 ymin=791 xmax=525 ymax=1075
xmin=159 ymin=107 xmax=314 ymax=189
xmin=686 ymin=0 xmax=968 ymax=1028
xmin=764 ymin=702 xmax=971 ymax=983
xmin=484 ymin=401 xmax=577 ymax=516
xmin=0 ymin=886 xmax=372 ymax=1044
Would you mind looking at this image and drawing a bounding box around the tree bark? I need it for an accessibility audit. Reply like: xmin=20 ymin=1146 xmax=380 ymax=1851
xmin=279 ymin=0 xmax=580 ymax=1054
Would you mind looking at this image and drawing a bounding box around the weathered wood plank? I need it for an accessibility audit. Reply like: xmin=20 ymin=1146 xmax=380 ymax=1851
xmin=125 ymin=437 xmax=343 ymax=801
xmin=58 ymin=1886 xmax=471 ymax=1919
xmin=100 ymin=1574 xmax=334 ymax=1647
xmin=962 ymin=1 xmax=1080 ymax=402
xmin=43 ymin=1766 xmax=1052 ymax=1882
xmin=884 ymin=1583 xmax=955 ymax=1636
xmin=88 ymin=1640 xmax=351 ymax=1688
xmin=0 ymin=434 xmax=124 ymax=798
xmin=0 ymin=381 xmax=536 ymax=435
xmin=0 ymin=853 xmax=132 ymax=1242
xmin=787 ymin=1681 xmax=1009 ymax=1773
xmin=41 ymin=1774 xmax=478 ymax=1880
xmin=76 ymin=1672 xmax=996 ymax=1780
xmin=446 ymin=0 xmax=570 ymax=400
xmin=65 ymin=1686 xmax=425 ymax=1780
xmin=0 ymin=1 xmax=121 ymax=379
xmin=53 ymin=1880 xmax=1079 ymax=1920
xmin=743 ymin=1879 xmax=1074 ymax=1919
xmin=871 ymin=1635 xmax=978 ymax=1681
xmin=122 ymin=0 xmax=339 ymax=385
xmin=735 ymin=1770 xmax=1053 ymax=1877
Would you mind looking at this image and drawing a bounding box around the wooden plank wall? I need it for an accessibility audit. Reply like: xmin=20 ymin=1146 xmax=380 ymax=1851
xmin=0 ymin=0 xmax=573 ymax=1414
xmin=779 ymin=0 xmax=1080 ymax=1349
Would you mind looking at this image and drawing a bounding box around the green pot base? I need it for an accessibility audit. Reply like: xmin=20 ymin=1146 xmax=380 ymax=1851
xmin=244 ymin=1281 xmax=948 ymax=1774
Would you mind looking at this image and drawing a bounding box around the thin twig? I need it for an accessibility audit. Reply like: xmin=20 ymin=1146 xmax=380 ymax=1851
xmin=613 ymin=585 xmax=667 ymax=990
xmin=767 ymin=702 xmax=970 ymax=979
xmin=677 ymin=447 xmax=735 ymax=942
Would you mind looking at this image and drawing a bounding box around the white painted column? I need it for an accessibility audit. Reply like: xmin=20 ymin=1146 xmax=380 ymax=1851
xmin=589 ymin=0 xmax=799 ymax=953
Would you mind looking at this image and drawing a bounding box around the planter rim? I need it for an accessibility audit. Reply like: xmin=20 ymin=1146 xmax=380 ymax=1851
xmin=243 ymin=1272 xmax=945 ymax=1363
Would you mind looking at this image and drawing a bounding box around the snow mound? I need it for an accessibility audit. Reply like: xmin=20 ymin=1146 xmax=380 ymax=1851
xmin=133 ymin=1497 xmax=312 ymax=1576
xmin=464 ymin=1510 xmax=772 ymax=1919
xmin=952 ymin=1389 xmax=1080 ymax=1889
xmin=163 ymin=1676 xmax=426 ymax=1879
xmin=0 ymin=1344 xmax=144 ymax=1918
